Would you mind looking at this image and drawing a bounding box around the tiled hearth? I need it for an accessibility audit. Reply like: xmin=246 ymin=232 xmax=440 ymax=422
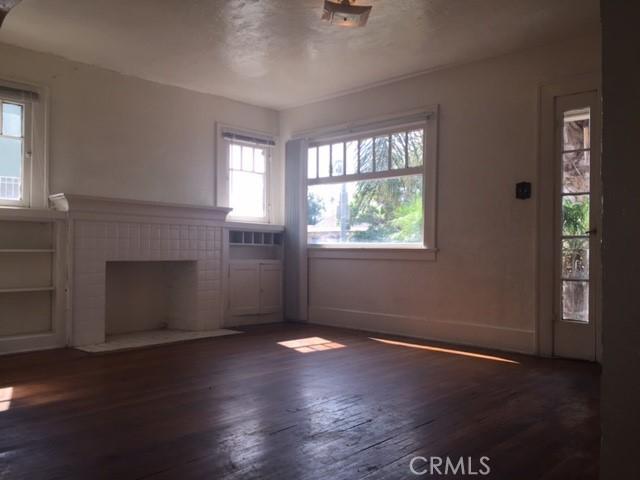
xmin=50 ymin=194 xmax=232 ymax=347
xmin=76 ymin=328 xmax=241 ymax=353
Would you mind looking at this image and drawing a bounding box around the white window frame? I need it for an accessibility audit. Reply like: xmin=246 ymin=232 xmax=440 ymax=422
xmin=0 ymin=98 xmax=30 ymax=207
xmin=0 ymin=79 xmax=47 ymax=209
xmin=216 ymin=124 xmax=275 ymax=224
xmin=302 ymin=107 xmax=438 ymax=257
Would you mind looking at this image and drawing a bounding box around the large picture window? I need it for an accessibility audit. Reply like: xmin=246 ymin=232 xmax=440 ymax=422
xmin=306 ymin=121 xmax=433 ymax=248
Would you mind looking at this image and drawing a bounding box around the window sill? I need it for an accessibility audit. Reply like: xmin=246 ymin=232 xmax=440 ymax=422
xmin=0 ymin=206 xmax=66 ymax=221
xmin=307 ymin=245 xmax=438 ymax=261
xmin=225 ymin=220 xmax=284 ymax=232
xmin=227 ymin=216 xmax=270 ymax=225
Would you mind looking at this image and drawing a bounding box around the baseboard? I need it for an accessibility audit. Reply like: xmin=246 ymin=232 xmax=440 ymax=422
xmin=308 ymin=306 xmax=536 ymax=354
xmin=0 ymin=331 xmax=66 ymax=356
xmin=224 ymin=312 xmax=283 ymax=327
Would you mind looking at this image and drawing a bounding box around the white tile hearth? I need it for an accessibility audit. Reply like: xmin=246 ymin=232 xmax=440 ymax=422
xmin=75 ymin=328 xmax=241 ymax=353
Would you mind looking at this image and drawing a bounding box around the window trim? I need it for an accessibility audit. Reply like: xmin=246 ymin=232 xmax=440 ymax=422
xmin=302 ymin=106 xmax=439 ymax=253
xmin=309 ymin=166 xmax=424 ymax=186
xmin=216 ymin=123 xmax=275 ymax=224
xmin=0 ymin=98 xmax=32 ymax=207
xmin=228 ymin=141 xmax=270 ymax=222
xmin=0 ymin=79 xmax=47 ymax=209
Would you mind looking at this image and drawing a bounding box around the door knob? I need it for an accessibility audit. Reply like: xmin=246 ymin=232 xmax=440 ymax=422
xmin=585 ymin=228 xmax=598 ymax=236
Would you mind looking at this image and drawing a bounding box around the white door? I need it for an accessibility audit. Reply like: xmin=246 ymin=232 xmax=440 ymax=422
xmin=553 ymin=91 xmax=601 ymax=361
xmin=259 ymin=263 xmax=282 ymax=314
xmin=228 ymin=263 xmax=260 ymax=315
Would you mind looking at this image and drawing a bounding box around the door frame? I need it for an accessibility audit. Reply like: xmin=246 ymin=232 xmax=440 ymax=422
xmin=537 ymin=73 xmax=602 ymax=361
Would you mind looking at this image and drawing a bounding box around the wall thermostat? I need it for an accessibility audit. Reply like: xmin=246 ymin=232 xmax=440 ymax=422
xmin=516 ymin=182 xmax=532 ymax=199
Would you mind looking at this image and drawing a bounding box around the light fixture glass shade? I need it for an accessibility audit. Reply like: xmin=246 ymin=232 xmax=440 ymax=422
xmin=322 ymin=0 xmax=372 ymax=27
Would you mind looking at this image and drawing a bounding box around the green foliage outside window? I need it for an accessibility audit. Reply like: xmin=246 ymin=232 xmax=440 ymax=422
xmin=307 ymin=192 xmax=325 ymax=226
xmin=562 ymin=197 xmax=590 ymax=236
xmin=349 ymin=176 xmax=423 ymax=243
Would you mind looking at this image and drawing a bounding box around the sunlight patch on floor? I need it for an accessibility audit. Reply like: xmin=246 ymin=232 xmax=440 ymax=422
xmin=370 ymin=337 xmax=519 ymax=364
xmin=0 ymin=387 xmax=13 ymax=412
xmin=278 ymin=337 xmax=345 ymax=353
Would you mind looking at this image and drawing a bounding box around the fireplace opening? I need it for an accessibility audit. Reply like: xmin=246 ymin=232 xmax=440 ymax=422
xmin=105 ymin=261 xmax=197 ymax=336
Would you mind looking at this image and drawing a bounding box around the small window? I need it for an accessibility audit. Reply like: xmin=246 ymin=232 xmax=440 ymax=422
xmin=227 ymin=141 xmax=269 ymax=221
xmin=0 ymin=100 xmax=26 ymax=205
xmin=306 ymin=121 xmax=434 ymax=248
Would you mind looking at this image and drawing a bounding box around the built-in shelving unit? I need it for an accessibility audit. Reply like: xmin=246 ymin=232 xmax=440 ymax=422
xmin=229 ymin=230 xmax=283 ymax=247
xmin=228 ymin=228 xmax=284 ymax=262
xmin=0 ymin=212 xmax=66 ymax=353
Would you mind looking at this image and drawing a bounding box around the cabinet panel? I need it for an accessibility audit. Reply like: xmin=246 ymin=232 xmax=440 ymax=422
xmin=229 ymin=263 xmax=260 ymax=315
xmin=259 ymin=264 xmax=282 ymax=314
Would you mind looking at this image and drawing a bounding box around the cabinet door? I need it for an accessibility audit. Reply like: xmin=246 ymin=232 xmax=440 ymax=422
xmin=228 ymin=263 xmax=260 ymax=316
xmin=259 ymin=263 xmax=282 ymax=314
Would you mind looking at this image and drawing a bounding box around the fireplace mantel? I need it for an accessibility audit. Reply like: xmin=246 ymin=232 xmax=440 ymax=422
xmin=49 ymin=193 xmax=232 ymax=224
xmin=49 ymin=193 xmax=231 ymax=347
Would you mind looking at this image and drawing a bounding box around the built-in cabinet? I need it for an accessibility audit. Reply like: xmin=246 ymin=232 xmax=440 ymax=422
xmin=228 ymin=261 xmax=282 ymax=315
xmin=0 ymin=209 xmax=66 ymax=354
xmin=224 ymin=226 xmax=284 ymax=326
xmin=258 ymin=263 xmax=282 ymax=314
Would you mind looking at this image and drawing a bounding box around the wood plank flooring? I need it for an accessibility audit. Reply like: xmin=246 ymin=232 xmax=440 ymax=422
xmin=0 ymin=324 xmax=600 ymax=479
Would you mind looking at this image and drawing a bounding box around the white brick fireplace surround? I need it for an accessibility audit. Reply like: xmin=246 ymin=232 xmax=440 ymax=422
xmin=50 ymin=194 xmax=232 ymax=347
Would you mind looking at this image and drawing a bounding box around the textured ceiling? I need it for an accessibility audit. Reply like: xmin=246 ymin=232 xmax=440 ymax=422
xmin=0 ymin=0 xmax=599 ymax=109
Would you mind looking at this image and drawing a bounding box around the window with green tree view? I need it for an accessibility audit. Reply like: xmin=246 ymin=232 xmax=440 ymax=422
xmin=307 ymin=125 xmax=427 ymax=246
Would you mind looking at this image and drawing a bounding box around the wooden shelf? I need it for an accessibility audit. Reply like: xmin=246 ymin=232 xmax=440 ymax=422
xmin=229 ymin=243 xmax=278 ymax=247
xmin=0 ymin=286 xmax=55 ymax=294
xmin=0 ymin=249 xmax=55 ymax=254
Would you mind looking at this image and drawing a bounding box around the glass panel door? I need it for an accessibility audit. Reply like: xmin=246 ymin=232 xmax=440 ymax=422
xmin=561 ymin=108 xmax=591 ymax=323
xmin=553 ymin=92 xmax=601 ymax=361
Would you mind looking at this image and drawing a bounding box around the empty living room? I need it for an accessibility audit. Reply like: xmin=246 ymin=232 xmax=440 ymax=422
xmin=0 ymin=1 xmax=638 ymax=479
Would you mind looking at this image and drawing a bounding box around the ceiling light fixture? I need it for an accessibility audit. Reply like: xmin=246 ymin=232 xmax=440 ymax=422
xmin=322 ymin=0 xmax=372 ymax=28
xmin=0 ymin=0 xmax=22 ymax=28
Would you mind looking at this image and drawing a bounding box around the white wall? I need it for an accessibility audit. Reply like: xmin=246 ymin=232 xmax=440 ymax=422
xmin=279 ymin=34 xmax=601 ymax=353
xmin=0 ymin=42 xmax=280 ymax=211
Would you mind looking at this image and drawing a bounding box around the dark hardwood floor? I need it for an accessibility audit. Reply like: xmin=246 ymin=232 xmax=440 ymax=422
xmin=0 ymin=324 xmax=600 ymax=480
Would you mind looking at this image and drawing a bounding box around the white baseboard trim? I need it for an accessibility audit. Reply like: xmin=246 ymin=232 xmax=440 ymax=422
xmin=0 ymin=331 xmax=66 ymax=356
xmin=224 ymin=312 xmax=283 ymax=327
xmin=308 ymin=306 xmax=536 ymax=354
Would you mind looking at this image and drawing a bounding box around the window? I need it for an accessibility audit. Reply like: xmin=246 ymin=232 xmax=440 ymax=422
xmin=306 ymin=118 xmax=436 ymax=248
xmin=0 ymin=81 xmax=44 ymax=209
xmin=220 ymin=129 xmax=274 ymax=222
xmin=0 ymin=99 xmax=28 ymax=205
xmin=560 ymin=107 xmax=592 ymax=323
xmin=228 ymin=142 xmax=268 ymax=219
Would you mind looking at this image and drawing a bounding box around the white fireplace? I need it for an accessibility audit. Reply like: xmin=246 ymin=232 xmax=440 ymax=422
xmin=50 ymin=194 xmax=232 ymax=347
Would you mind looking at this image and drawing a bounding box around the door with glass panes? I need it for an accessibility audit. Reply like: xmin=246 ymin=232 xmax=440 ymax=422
xmin=553 ymin=91 xmax=601 ymax=361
